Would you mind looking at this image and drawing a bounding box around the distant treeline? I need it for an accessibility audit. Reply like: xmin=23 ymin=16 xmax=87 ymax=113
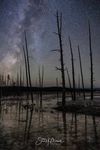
xmin=0 ymin=86 xmax=99 ymax=97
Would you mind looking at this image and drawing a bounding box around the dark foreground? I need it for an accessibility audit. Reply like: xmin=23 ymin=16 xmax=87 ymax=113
xmin=55 ymin=100 xmax=100 ymax=116
xmin=0 ymin=93 xmax=100 ymax=150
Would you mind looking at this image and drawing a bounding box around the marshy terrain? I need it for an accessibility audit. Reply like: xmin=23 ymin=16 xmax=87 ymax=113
xmin=0 ymin=92 xmax=100 ymax=150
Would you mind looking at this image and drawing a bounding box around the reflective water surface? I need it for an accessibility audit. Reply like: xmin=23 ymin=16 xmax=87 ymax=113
xmin=0 ymin=94 xmax=100 ymax=150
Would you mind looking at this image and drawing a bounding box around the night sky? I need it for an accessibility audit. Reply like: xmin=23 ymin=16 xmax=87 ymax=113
xmin=0 ymin=0 xmax=100 ymax=87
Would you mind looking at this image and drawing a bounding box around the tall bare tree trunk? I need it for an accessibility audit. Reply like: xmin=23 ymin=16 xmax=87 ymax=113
xmin=78 ymin=45 xmax=85 ymax=100
xmin=23 ymin=45 xmax=29 ymax=105
xmin=88 ymin=22 xmax=94 ymax=101
xmin=56 ymin=78 xmax=59 ymax=103
xmin=69 ymin=37 xmax=76 ymax=101
xmin=23 ymin=46 xmax=29 ymax=88
xmin=66 ymin=67 xmax=73 ymax=100
xmin=24 ymin=31 xmax=34 ymax=105
xmin=56 ymin=11 xmax=66 ymax=106
xmin=38 ymin=65 xmax=44 ymax=109
xmin=17 ymin=72 xmax=19 ymax=86
xmin=20 ymin=66 xmax=22 ymax=87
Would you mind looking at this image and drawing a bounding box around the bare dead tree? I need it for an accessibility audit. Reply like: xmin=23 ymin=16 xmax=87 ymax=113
xmin=42 ymin=65 xmax=44 ymax=88
xmin=24 ymin=31 xmax=34 ymax=105
xmin=16 ymin=72 xmax=19 ymax=86
xmin=88 ymin=22 xmax=94 ymax=101
xmin=66 ymin=67 xmax=72 ymax=91
xmin=56 ymin=77 xmax=59 ymax=103
xmin=69 ymin=37 xmax=76 ymax=101
xmin=78 ymin=74 xmax=80 ymax=96
xmin=38 ymin=65 xmax=44 ymax=88
xmin=22 ymin=70 xmax=25 ymax=86
xmin=38 ymin=65 xmax=44 ymax=109
xmin=66 ymin=67 xmax=73 ymax=100
xmin=78 ymin=45 xmax=85 ymax=100
xmin=23 ymin=45 xmax=29 ymax=88
xmin=23 ymin=44 xmax=30 ymax=140
xmin=20 ymin=66 xmax=22 ymax=87
xmin=53 ymin=11 xmax=66 ymax=107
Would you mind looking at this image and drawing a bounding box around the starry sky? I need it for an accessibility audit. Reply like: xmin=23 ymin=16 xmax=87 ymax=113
xmin=0 ymin=0 xmax=100 ymax=87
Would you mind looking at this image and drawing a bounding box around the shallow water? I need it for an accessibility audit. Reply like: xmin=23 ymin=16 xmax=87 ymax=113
xmin=0 ymin=94 xmax=100 ymax=150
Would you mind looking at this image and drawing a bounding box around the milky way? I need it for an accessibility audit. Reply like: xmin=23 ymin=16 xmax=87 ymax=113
xmin=0 ymin=0 xmax=100 ymax=87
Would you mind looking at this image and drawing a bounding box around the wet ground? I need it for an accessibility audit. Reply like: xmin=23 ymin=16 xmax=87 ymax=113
xmin=0 ymin=93 xmax=100 ymax=150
